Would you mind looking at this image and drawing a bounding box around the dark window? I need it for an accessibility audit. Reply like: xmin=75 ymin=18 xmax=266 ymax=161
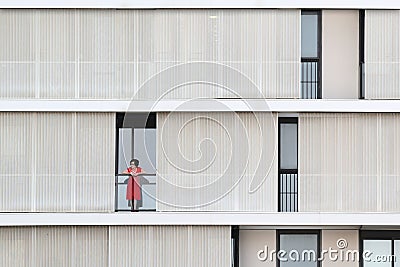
xmin=115 ymin=113 xmax=157 ymax=212
xmin=278 ymin=230 xmax=320 ymax=267
xmin=301 ymin=10 xmax=321 ymax=99
xmin=231 ymin=226 xmax=239 ymax=267
xmin=278 ymin=117 xmax=298 ymax=212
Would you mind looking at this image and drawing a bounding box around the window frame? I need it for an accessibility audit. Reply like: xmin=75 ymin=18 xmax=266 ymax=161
xmin=278 ymin=117 xmax=299 ymax=212
xmin=301 ymin=10 xmax=322 ymax=99
xmin=277 ymin=230 xmax=321 ymax=267
xmin=360 ymin=231 xmax=400 ymax=267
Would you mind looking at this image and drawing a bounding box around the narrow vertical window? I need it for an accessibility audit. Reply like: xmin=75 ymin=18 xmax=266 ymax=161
xmin=278 ymin=117 xmax=298 ymax=212
xmin=231 ymin=226 xmax=239 ymax=267
xmin=359 ymin=9 xmax=365 ymax=99
xmin=301 ymin=11 xmax=321 ymax=99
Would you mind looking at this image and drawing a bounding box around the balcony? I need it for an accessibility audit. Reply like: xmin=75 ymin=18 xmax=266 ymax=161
xmin=115 ymin=174 xmax=157 ymax=211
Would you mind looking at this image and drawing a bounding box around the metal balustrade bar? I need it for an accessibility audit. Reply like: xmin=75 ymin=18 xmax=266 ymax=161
xmin=279 ymin=171 xmax=298 ymax=212
xmin=115 ymin=173 xmax=157 ymax=212
xmin=301 ymin=59 xmax=320 ymax=99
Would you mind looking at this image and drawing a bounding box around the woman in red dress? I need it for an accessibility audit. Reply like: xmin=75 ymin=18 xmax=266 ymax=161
xmin=123 ymin=159 xmax=145 ymax=211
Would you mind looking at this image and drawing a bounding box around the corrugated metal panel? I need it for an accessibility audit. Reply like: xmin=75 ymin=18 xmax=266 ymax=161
xmin=135 ymin=9 xmax=300 ymax=99
xmin=381 ymin=114 xmax=400 ymax=211
xmin=190 ymin=226 xmax=231 ymax=267
xmin=365 ymin=10 xmax=400 ymax=99
xmin=0 ymin=10 xmax=36 ymax=98
xmin=35 ymin=227 xmax=73 ymax=267
xmin=0 ymin=227 xmax=108 ymax=267
xmin=0 ymin=112 xmax=115 ymax=212
xmin=109 ymin=226 xmax=231 ymax=267
xmin=157 ymin=112 xmax=277 ymax=211
xmin=40 ymin=63 xmax=76 ymax=99
xmin=1 ymin=226 xmax=229 ymax=267
xmin=0 ymin=9 xmax=299 ymax=99
xmin=75 ymin=227 xmax=108 ymax=267
xmin=0 ymin=113 xmax=33 ymax=211
xmin=299 ymin=113 xmax=400 ymax=212
xmin=75 ymin=113 xmax=115 ymax=211
xmin=0 ymin=63 xmax=36 ymax=98
xmin=0 ymin=227 xmax=33 ymax=267
xmin=0 ymin=10 xmax=36 ymax=61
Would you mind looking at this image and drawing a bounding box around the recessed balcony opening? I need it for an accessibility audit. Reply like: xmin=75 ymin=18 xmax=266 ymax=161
xmin=278 ymin=117 xmax=298 ymax=212
xmin=301 ymin=10 xmax=321 ymax=99
xmin=115 ymin=113 xmax=157 ymax=212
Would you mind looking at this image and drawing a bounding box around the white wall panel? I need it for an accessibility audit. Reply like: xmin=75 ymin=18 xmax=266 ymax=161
xmin=0 ymin=112 xmax=115 ymax=212
xmin=239 ymin=230 xmax=276 ymax=267
xmin=365 ymin=10 xmax=400 ymax=99
xmin=322 ymin=10 xmax=359 ymax=99
xmin=299 ymin=113 xmax=400 ymax=212
xmin=109 ymin=226 xmax=230 ymax=267
xmin=322 ymin=230 xmax=358 ymax=267
xmin=0 ymin=9 xmax=300 ymax=99
xmin=157 ymin=112 xmax=277 ymax=211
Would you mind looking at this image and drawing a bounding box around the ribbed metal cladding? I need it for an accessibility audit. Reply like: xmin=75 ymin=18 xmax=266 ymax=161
xmin=299 ymin=113 xmax=400 ymax=212
xmin=0 ymin=113 xmax=33 ymax=211
xmin=365 ymin=10 xmax=400 ymax=99
xmin=0 ymin=227 xmax=33 ymax=267
xmin=0 ymin=112 xmax=115 ymax=212
xmin=157 ymin=112 xmax=278 ymax=211
xmin=109 ymin=226 xmax=231 ymax=267
xmin=0 ymin=226 xmax=229 ymax=267
xmin=0 ymin=9 xmax=300 ymax=99
xmin=0 ymin=226 xmax=108 ymax=267
xmin=0 ymin=9 xmax=36 ymax=98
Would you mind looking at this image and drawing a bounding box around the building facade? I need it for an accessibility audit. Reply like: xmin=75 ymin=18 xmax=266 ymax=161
xmin=1 ymin=1 xmax=400 ymax=266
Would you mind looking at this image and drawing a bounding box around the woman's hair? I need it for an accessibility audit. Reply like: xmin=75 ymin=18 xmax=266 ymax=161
xmin=130 ymin=159 xmax=139 ymax=167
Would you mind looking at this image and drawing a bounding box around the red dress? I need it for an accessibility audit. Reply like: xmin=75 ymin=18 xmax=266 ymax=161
xmin=126 ymin=167 xmax=142 ymax=201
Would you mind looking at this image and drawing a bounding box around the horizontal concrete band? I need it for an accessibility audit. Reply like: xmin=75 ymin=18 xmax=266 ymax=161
xmin=2 ymin=99 xmax=400 ymax=113
xmin=0 ymin=0 xmax=399 ymax=9
xmin=1 ymin=212 xmax=400 ymax=226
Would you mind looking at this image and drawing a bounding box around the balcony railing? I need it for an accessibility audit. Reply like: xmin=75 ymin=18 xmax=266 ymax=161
xmin=115 ymin=173 xmax=156 ymax=211
xmin=278 ymin=170 xmax=298 ymax=212
xmin=301 ymin=59 xmax=320 ymax=99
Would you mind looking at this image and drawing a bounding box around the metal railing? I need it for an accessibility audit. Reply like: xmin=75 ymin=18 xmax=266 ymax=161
xmin=115 ymin=173 xmax=156 ymax=212
xmin=278 ymin=170 xmax=298 ymax=212
xmin=301 ymin=59 xmax=320 ymax=99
